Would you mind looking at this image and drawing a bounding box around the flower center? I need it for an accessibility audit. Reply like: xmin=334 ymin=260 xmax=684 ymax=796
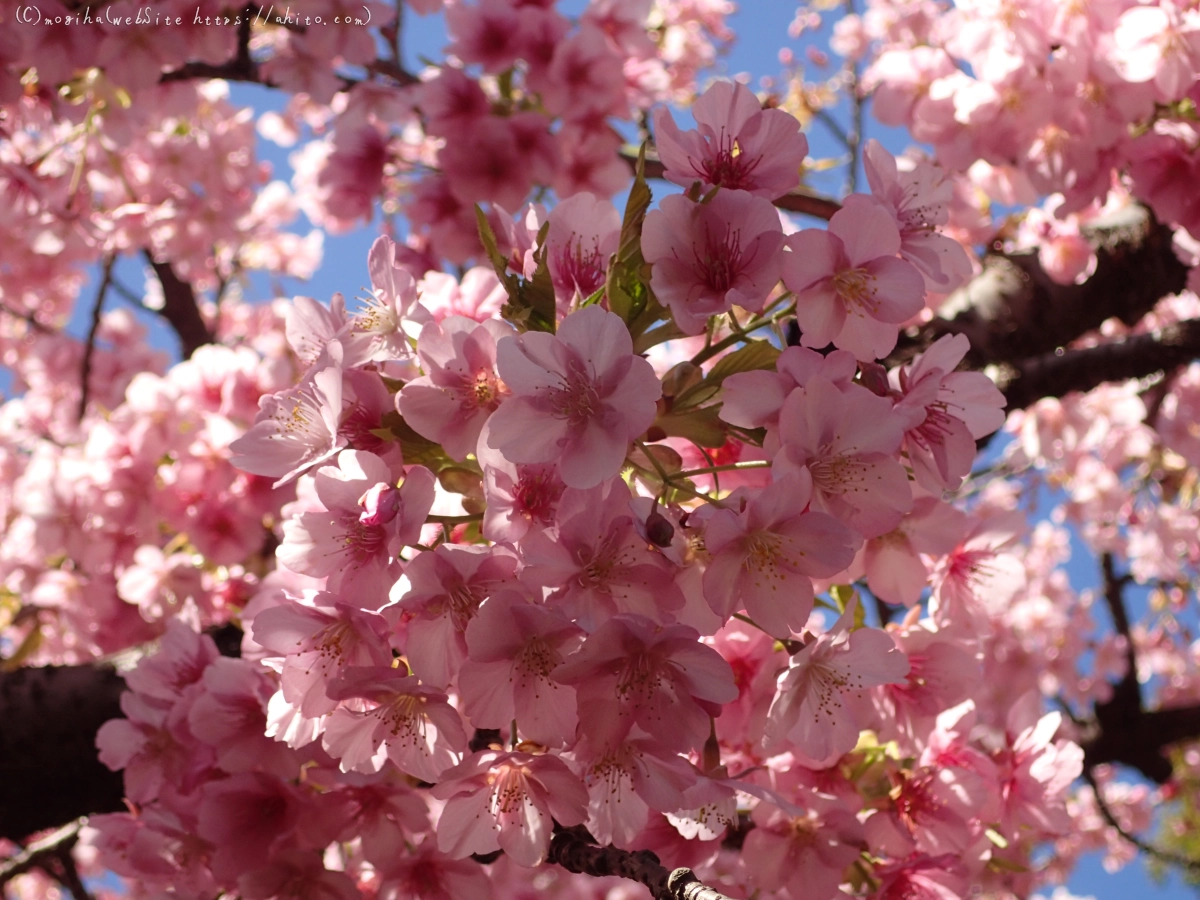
xmin=832 ymin=267 xmax=880 ymax=313
xmin=695 ymin=225 xmax=744 ymax=294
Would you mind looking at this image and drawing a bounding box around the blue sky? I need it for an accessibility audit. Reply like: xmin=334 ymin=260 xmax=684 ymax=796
xmin=50 ymin=3 xmax=1200 ymax=897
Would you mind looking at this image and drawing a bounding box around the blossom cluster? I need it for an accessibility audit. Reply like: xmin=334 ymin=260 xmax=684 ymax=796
xmin=51 ymin=80 xmax=1101 ymax=900
xmin=7 ymin=0 xmax=1197 ymax=894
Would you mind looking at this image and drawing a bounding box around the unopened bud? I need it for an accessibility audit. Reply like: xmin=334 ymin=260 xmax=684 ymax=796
xmin=359 ymin=482 xmax=401 ymax=526
xmin=646 ymin=508 xmax=675 ymax=547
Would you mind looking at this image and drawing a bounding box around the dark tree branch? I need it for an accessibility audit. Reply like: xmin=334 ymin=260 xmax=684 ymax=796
xmin=1100 ymin=553 xmax=1139 ymax=714
xmin=0 ymin=667 xmax=126 ymax=842
xmin=893 ymin=205 xmax=1188 ymax=375
xmin=1081 ymin=555 xmax=1200 ymax=784
xmin=143 ymin=252 xmax=214 ymax=358
xmin=1000 ymin=318 xmax=1200 ymax=410
xmin=77 ymin=255 xmax=115 ymax=420
xmin=548 ymin=826 xmax=739 ymax=900
xmin=0 ymin=624 xmax=241 ymax=843
xmin=35 ymin=844 xmax=95 ymax=900
xmin=161 ymin=7 xmax=261 ymax=85
xmin=0 ymin=819 xmax=85 ymax=889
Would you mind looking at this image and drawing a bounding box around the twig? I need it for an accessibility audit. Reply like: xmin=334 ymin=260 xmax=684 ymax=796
xmin=0 ymin=819 xmax=85 ymax=888
xmin=1100 ymin=554 xmax=1137 ymax=699
xmin=0 ymin=301 xmax=53 ymax=334
xmin=1081 ymin=768 xmax=1200 ymax=875
xmin=36 ymin=845 xmax=95 ymax=900
xmin=162 ymin=7 xmax=259 ymax=84
xmin=107 ymin=276 xmax=148 ymax=309
xmin=77 ymin=256 xmax=115 ymax=420
xmin=841 ymin=0 xmax=863 ymax=194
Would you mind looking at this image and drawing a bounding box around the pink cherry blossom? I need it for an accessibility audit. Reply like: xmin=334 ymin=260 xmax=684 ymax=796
xmin=743 ymin=800 xmax=866 ymax=900
xmin=552 ymin=613 xmax=738 ymax=752
xmin=340 ymin=235 xmax=429 ymax=365
xmin=459 ymin=591 xmax=584 ymax=747
xmin=718 ymin=345 xmax=858 ymax=447
xmin=477 ymin=418 xmax=566 ymax=543
xmin=653 ymin=80 xmax=810 ymax=199
xmin=432 ymin=749 xmax=588 ymax=866
xmin=544 ymin=192 xmax=621 ymax=305
xmin=277 ymin=451 xmax=436 ymax=607
xmin=774 ymin=378 xmax=913 ymax=538
xmin=701 ymin=472 xmax=860 ymax=637
xmin=891 ymin=333 xmax=1006 ymax=493
xmin=642 ymin=190 xmax=786 ymax=335
xmin=486 ymin=305 xmax=661 ymax=489
xmin=518 ymin=480 xmax=686 ymax=629
xmin=323 ymin=666 xmax=468 ymax=781
xmin=573 ymin=734 xmax=695 ymax=848
xmin=397 ymin=316 xmax=512 ymax=461
xmin=861 ymin=140 xmax=973 ymax=292
xmin=783 ymin=200 xmax=926 ymax=360
xmin=229 ymin=366 xmax=345 ymax=487
xmin=391 ymin=543 xmax=519 ymax=689
xmin=764 ymin=599 xmax=910 ymax=766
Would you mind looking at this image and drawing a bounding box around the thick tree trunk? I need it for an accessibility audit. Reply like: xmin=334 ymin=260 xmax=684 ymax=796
xmin=0 ymin=665 xmax=126 ymax=841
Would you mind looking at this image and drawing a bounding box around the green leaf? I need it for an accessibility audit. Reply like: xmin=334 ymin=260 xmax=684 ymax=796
xmin=606 ymin=143 xmax=659 ymax=331
xmin=475 ymin=206 xmax=517 ymax=293
xmin=704 ymin=339 xmax=781 ymax=385
xmin=380 ymin=376 xmax=406 ymax=393
xmin=438 ymin=466 xmax=486 ymax=514
xmin=674 ymin=340 xmax=781 ymax=410
xmin=654 ymin=405 xmax=727 ymax=448
xmin=376 ymin=411 xmax=454 ymax=469
xmin=477 ymin=206 xmax=557 ymax=333
xmin=521 ymin=222 xmax=557 ymax=332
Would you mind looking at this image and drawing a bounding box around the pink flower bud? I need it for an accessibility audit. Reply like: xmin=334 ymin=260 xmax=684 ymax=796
xmin=358 ymin=482 xmax=401 ymax=526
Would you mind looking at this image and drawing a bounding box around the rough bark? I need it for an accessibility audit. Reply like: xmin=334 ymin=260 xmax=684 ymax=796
xmin=548 ymin=827 xmax=739 ymax=900
xmin=890 ymin=206 xmax=1191 ymax=390
xmin=0 ymin=665 xmax=126 ymax=841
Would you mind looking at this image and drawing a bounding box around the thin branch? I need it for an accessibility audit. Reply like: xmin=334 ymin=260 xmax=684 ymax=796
xmin=161 ymin=7 xmax=260 ymax=85
xmin=107 ymin=276 xmax=148 ymax=309
xmin=0 ymin=301 xmax=53 ymax=334
xmin=77 ymin=255 xmax=115 ymax=420
xmin=547 ymin=826 xmax=739 ymax=900
xmin=36 ymin=845 xmax=95 ymax=900
xmin=0 ymin=819 xmax=85 ymax=887
xmin=811 ymin=107 xmax=851 ymax=150
xmin=1082 ymin=768 xmax=1200 ymax=875
xmin=841 ymin=0 xmax=863 ymax=194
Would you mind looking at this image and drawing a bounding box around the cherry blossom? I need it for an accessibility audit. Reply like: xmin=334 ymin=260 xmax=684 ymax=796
xmin=701 ymin=472 xmax=860 ymax=637
xmin=783 ymin=200 xmax=926 ymax=360
xmin=765 ymin=599 xmax=910 ymax=766
xmin=432 ymin=748 xmax=588 ymax=866
xmin=643 ymin=190 xmax=786 ymax=335
xmin=653 ymin=79 xmax=810 ymax=199
xmin=397 ymin=316 xmax=512 ymax=461
xmin=485 ymin=305 xmax=661 ymax=489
